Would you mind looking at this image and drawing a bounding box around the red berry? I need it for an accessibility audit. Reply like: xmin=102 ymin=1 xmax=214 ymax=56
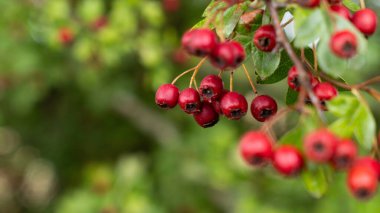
xmin=178 ymin=88 xmax=202 ymax=114
xmin=92 ymin=16 xmax=108 ymax=30
xmin=273 ymin=146 xmax=304 ymax=176
xmin=239 ymin=131 xmax=273 ymax=167
xmin=287 ymin=66 xmax=315 ymax=91
xmin=297 ymin=0 xmax=320 ymax=8
xmin=330 ymin=5 xmax=351 ymax=20
xmin=220 ymin=92 xmax=248 ymax=120
xmin=211 ymin=90 xmax=228 ymax=115
xmin=330 ymin=30 xmax=357 ymax=58
xmin=304 ymin=129 xmax=338 ymax=163
xmin=253 ymin=25 xmax=277 ymax=52
xmin=328 ymin=0 xmax=341 ymax=4
xmin=181 ymin=29 xmax=218 ymax=57
xmin=193 ymin=102 xmax=219 ymax=128
xmin=59 ymin=27 xmax=74 ymax=45
xmin=250 ymin=95 xmax=278 ymax=122
xmin=352 ymin=9 xmax=378 ymax=36
xmin=313 ymin=82 xmax=338 ymax=101
xmin=347 ymin=165 xmax=378 ymax=200
xmin=354 ymin=157 xmax=380 ymax=180
xmin=155 ymin=84 xmax=179 ymax=109
xmin=210 ymin=41 xmax=246 ymax=70
xmin=331 ymin=139 xmax=357 ymax=170
xmin=199 ymin=75 xmax=224 ymax=102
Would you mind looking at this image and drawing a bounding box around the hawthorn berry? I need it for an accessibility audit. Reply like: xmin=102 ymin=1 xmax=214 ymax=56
xmin=313 ymin=82 xmax=338 ymax=101
xmin=253 ymin=25 xmax=277 ymax=52
xmin=239 ymin=131 xmax=273 ymax=167
xmin=178 ymin=88 xmax=202 ymax=114
xmin=297 ymin=0 xmax=320 ymax=8
xmin=287 ymin=66 xmax=316 ymax=91
xmin=330 ymin=30 xmax=357 ymax=59
xmin=59 ymin=27 xmax=74 ymax=45
xmin=211 ymin=90 xmax=228 ymax=115
xmin=331 ymin=139 xmax=357 ymax=170
xmin=250 ymin=95 xmax=278 ymax=122
xmin=181 ymin=28 xmax=218 ymax=57
xmin=210 ymin=41 xmax=246 ymax=70
xmin=347 ymin=165 xmax=378 ymax=200
xmin=273 ymin=146 xmax=304 ymax=176
xmin=199 ymin=75 xmax=224 ymax=102
xmin=330 ymin=5 xmax=352 ymax=20
xmin=155 ymin=84 xmax=179 ymax=109
xmin=304 ymin=129 xmax=338 ymax=163
xmin=354 ymin=157 xmax=380 ymax=180
xmin=328 ymin=0 xmax=341 ymax=4
xmin=220 ymin=92 xmax=248 ymax=120
xmin=352 ymin=9 xmax=378 ymax=36
xmin=193 ymin=102 xmax=219 ymax=128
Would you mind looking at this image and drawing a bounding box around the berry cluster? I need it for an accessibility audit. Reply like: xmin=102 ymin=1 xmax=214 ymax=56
xmin=240 ymin=129 xmax=380 ymax=200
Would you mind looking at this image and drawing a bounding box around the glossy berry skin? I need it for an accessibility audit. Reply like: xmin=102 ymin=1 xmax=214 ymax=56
xmin=199 ymin=75 xmax=224 ymax=102
xmin=347 ymin=165 xmax=378 ymax=200
xmin=250 ymin=95 xmax=278 ymax=122
xmin=59 ymin=28 xmax=74 ymax=45
xmin=330 ymin=30 xmax=357 ymax=59
xmin=155 ymin=84 xmax=179 ymax=109
xmin=331 ymin=139 xmax=357 ymax=170
xmin=239 ymin=131 xmax=273 ymax=167
xmin=304 ymin=129 xmax=338 ymax=163
xmin=220 ymin=92 xmax=248 ymax=120
xmin=211 ymin=90 xmax=228 ymax=114
xmin=253 ymin=25 xmax=277 ymax=52
xmin=210 ymin=41 xmax=246 ymax=70
xmin=193 ymin=102 xmax=219 ymax=128
xmin=178 ymin=88 xmax=202 ymax=114
xmin=354 ymin=157 xmax=380 ymax=180
xmin=330 ymin=5 xmax=352 ymax=20
xmin=313 ymin=82 xmax=338 ymax=101
xmin=297 ymin=0 xmax=320 ymax=8
xmin=287 ymin=66 xmax=316 ymax=91
xmin=352 ymin=9 xmax=378 ymax=36
xmin=181 ymin=29 xmax=218 ymax=57
xmin=273 ymin=146 xmax=304 ymax=176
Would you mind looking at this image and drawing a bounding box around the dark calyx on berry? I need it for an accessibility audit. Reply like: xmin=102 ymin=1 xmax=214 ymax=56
xmin=199 ymin=75 xmax=224 ymax=102
xmin=251 ymin=95 xmax=278 ymax=122
xmin=193 ymin=102 xmax=219 ymax=128
xmin=155 ymin=84 xmax=179 ymax=109
xmin=304 ymin=129 xmax=338 ymax=162
xmin=330 ymin=30 xmax=357 ymax=59
xmin=253 ymin=25 xmax=276 ymax=52
xmin=332 ymin=139 xmax=357 ymax=170
xmin=220 ymin=92 xmax=248 ymax=120
xmin=239 ymin=131 xmax=273 ymax=167
xmin=178 ymin=88 xmax=202 ymax=114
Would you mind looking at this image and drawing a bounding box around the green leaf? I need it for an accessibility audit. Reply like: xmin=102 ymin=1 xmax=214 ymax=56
xmin=223 ymin=5 xmax=245 ymax=38
xmin=285 ymin=88 xmax=298 ymax=105
xmin=302 ymin=166 xmax=329 ymax=198
xmin=343 ymin=0 xmax=361 ymax=12
xmin=252 ymin=48 xmax=281 ymax=80
xmin=279 ymin=124 xmax=304 ymax=148
xmin=294 ymin=10 xmax=327 ymax=48
xmin=327 ymin=94 xmax=376 ymax=150
xmin=257 ymin=50 xmax=292 ymax=84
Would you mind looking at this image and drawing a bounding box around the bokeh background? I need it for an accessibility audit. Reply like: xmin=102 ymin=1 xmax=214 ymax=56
xmin=0 ymin=0 xmax=380 ymax=212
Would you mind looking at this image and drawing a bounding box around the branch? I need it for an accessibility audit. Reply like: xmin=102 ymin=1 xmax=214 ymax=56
xmin=266 ymin=0 xmax=326 ymax=122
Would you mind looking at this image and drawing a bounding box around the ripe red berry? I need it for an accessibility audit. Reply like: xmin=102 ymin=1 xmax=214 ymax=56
xmin=297 ymin=0 xmax=320 ymax=8
xmin=181 ymin=28 xmax=218 ymax=57
xmin=313 ymin=82 xmax=338 ymax=101
xmin=304 ymin=129 xmax=338 ymax=163
xmin=59 ymin=27 xmax=74 ymax=45
xmin=210 ymin=41 xmax=246 ymax=70
xmin=328 ymin=0 xmax=341 ymax=4
xmin=211 ymin=90 xmax=228 ymax=115
xmin=155 ymin=84 xmax=179 ymax=109
xmin=220 ymin=92 xmax=248 ymax=120
xmin=330 ymin=30 xmax=357 ymax=58
xmin=253 ymin=25 xmax=277 ymax=52
xmin=354 ymin=157 xmax=380 ymax=180
xmin=287 ymin=66 xmax=316 ymax=91
xmin=178 ymin=88 xmax=202 ymax=114
xmin=273 ymin=146 xmax=304 ymax=176
xmin=239 ymin=131 xmax=273 ymax=167
xmin=193 ymin=102 xmax=219 ymax=128
xmin=347 ymin=165 xmax=378 ymax=200
xmin=352 ymin=9 xmax=378 ymax=36
xmin=331 ymin=139 xmax=357 ymax=170
xmin=250 ymin=95 xmax=278 ymax=122
xmin=330 ymin=5 xmax=351 ymax=20
xmin=199 ymin=75 xmax=224 ymax=102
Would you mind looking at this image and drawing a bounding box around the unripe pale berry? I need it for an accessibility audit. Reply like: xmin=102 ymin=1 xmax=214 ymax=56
xmin=250 ymin=95 xmax=278 ymax=122
xmin=239 ymin=131 xmax=273 ymax=167
xmin=155 ymin=84 xmax=179 ymax=109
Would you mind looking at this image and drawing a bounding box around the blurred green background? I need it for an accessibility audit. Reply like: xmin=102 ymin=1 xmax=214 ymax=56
xmin=0 ymin=0 xmax=379 ymax=213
